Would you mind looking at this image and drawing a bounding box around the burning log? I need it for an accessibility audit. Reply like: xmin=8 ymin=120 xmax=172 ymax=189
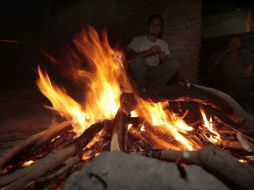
xmin=110 ymin=93 xmax=137 ymax=152
xmin=110 ymin=109 xmax=129 ymax=152
xmin=0 ymin=121 xmax=72 ymax=168
xmin=128 ymin=119 xmax=181 ymax=150
xmin=143 ymin=145 xmax=254 ymax=190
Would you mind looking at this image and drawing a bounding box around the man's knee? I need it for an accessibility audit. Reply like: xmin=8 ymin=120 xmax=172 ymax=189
xmin=164 ymin=59 xmax=180 ymax=72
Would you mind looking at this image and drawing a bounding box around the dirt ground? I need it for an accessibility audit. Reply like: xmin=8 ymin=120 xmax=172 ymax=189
xmin=0 ymin=87 xmax=54 ymax=155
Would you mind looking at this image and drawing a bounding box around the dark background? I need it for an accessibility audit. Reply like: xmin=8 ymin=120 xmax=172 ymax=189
xmin=0 ymin=0 xmax=254 ymax=145
xmin=0 ymin=0 xmax=254 ymax=103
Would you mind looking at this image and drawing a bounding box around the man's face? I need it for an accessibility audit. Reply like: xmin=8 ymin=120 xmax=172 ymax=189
xmin=229 ymin=37 xmax=241 ymax=50
xmin=148 ymin=18 xmax=162 ymax=36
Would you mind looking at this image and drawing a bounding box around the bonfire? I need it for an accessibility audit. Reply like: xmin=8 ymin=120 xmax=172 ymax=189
xmin=0 ymin=27 xmax=254 ymax=190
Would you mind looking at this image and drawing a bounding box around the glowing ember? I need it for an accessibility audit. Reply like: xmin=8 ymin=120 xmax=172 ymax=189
xmin=130 ymin=111 xmax=138 ymax=117
xmin=22 ymin=160 xmax=34 ymax=167
xmin=238 ymin=159 xmax=247 ymax=163
xmin=127 ymin=124 xmax=133 ymax=130
xmin=140 ymin=125 xmax=145 ymax=132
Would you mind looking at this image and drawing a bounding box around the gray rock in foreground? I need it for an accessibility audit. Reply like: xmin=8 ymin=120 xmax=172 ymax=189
xmin=64 ymin=151 xmax=229 ymax=190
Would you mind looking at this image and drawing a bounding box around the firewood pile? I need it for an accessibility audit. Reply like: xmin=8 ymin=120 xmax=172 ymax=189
xmin=0 ymin=90 xmax=254 ymax=190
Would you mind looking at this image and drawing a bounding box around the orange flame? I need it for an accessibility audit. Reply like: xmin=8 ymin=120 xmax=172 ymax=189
xmin=37 ymin=27 xmax=130 ymax=136
xmin=37 ymin=27 xmax=200 ymax=150
xmin=200 ymin=107 xmax=221 ymax=144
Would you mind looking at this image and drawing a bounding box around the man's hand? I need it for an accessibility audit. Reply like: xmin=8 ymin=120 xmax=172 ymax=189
xmin=148 ymin=45 xmax=161 ymax=55
xmin=241 ymin=64 xmax=253 ymax=78
xmin=131 ymin=45 xmax=169 ymax=58
xmin=142 ymin=45 xmax=161 ymax=57
xmin=159 ymin=51 xmax=170 ymax=60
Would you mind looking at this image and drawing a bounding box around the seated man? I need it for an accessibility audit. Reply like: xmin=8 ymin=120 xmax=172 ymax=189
xmin=209 ymin=36 xmax=254 ymax=106
xmin=127 ymin=14 xmax=179 ymax=93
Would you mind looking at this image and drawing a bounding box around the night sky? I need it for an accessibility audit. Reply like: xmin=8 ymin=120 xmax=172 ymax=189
xmin=0 ymin=0 xmax=45 ymax=24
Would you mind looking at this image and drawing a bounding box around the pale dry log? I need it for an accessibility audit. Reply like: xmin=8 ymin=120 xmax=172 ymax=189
xmin=32 ymin=156 xmax=79 ymax=188
xmin=110 ymin=109 xmax=129 ymax=152
xmin=145 ymin=145 xmax=254 ymax=190
xmin=0 ymin=121 xmax=72 ymax=168
xmin=27 ymin=156 xmax=79 ymax=190
xmin=110 ymin=93 xmax=137 ymax=152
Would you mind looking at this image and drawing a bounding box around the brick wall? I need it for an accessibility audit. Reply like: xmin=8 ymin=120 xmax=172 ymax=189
xmin=162 ymin=0 xmax=201 ymax=81
xmin=0 ymin=0 xmax=201 ymax=88
xmin=107 ymin=0 xmax=202 ymax=81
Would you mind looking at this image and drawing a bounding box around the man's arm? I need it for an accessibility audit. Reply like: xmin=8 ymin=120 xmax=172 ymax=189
xmin=158 ymin=41 xmax=171 ymax=61
xmin=212 ymin=49 xmax=231 ymax=67
xmin=240 ymin=49 xmax=254 ymax=77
